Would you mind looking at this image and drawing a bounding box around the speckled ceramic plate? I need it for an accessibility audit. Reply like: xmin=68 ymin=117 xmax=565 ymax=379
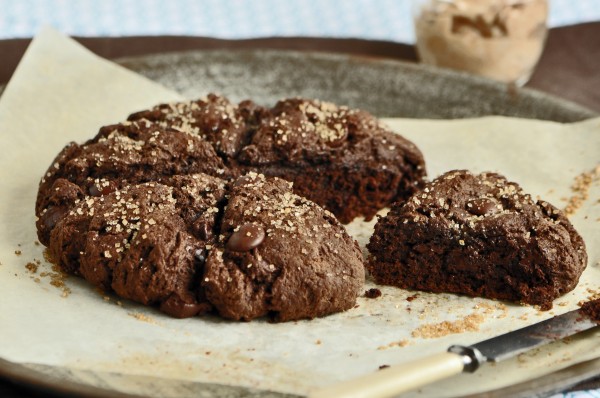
xmin=115 ymin=49 xmax=596 ymax=122
xmin=1 ymin=50 xmax=598 ymax=398
xmin=0 ymin=49 xmax=596 ymax=121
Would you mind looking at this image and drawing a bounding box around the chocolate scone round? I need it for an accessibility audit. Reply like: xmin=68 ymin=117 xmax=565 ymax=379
xmin=203 ymin=173 xmax=365 ymax=321
xmin=367 ymin=170 xmax=587 ymax=310
xmin=35 ymin=94 xmax=420 ymax=321
xmin=127 ymin=95 xmax=426 ymax=224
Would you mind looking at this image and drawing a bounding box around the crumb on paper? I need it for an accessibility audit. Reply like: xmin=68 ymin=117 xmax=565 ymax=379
xmin=128 ymin=311 xmax=160 ymax=325
xmin=364 ymin=288 xmax=382 ymax=299
xmin=578 ymin=296 xmax=600 ymax=322
xmin=563 ymin=165 xmax=600 ymax=216
xmin=29 ymin=249 xmax=72 ymax=297
xmin=406 ymin=293 xmax=419 ymax=302
xmin=378 ymin=364 xmax=390 ymax=370
xmin=25 ymin=262 xmax=39 ymax=273
xmin=411 ymin=313 xmax=484 ymax=339
xmin=14 ymin=250 xmax=22 ymax=256
xmin=495 ymin=303 xmax=508 ymax=318
xmin=315 ymin=340 xmax=322 ymax=345
xmin=563 ymin=336 xmax=574 ymax=345
xmin=584 ymin=288 xmax=600 ymax=302
xmin=473 ymin=302 xmax=495 ymax=314
xmin=48 ymin=264 xmax=71 ymax=297
xmin=517 ymin=353 xmax=528 ymax=364
xmin=377 ymin=340 xmax=410 ymax=350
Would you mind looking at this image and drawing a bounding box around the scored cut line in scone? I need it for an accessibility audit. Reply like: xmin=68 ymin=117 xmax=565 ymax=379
xmin=127 ymin=94 xmax=427 ymax=224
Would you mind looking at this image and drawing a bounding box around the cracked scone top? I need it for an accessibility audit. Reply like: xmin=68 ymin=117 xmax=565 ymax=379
xmin=48 ymin=174 xmax=227 ymax=318
xmin=127 ymin=94 xmax=426 ymax=223
xmin=367 ymin=170 xmax=587 ymax=310
xmin=36 ymin=119 xmax=229 ymax=246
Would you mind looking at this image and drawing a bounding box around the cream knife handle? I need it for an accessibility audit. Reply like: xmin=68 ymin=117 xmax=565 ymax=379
xmin=309 ymin=351 xmax=467 ymax=398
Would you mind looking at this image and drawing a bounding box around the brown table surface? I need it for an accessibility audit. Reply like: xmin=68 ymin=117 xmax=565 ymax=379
xmin=2 ymin=22 xmax=600 ymax=113
xmin=1 ymin=23 xmax=600 ymax=397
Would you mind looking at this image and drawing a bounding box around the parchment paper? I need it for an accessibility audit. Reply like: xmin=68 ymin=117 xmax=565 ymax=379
xmin=0 ymin=27 xmax=599 ymax=397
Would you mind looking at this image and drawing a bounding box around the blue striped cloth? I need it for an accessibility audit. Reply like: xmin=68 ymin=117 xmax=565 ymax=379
xmin=551 ymin=392 xmax=600 ymax=398
xmin=0 ymin=0 xmax=599 ymax=42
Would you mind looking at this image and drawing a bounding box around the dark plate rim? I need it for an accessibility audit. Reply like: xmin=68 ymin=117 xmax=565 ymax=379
xmin=113 ymin=48 xmax=598 ymax=122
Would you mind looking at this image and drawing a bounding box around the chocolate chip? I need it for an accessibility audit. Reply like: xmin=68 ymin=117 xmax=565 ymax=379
xmin=88 ymin=181 xmax=117 ymax=197
xmin=364 ymin=288 xmax=382 ymax=299
xmin=88 ymin=185 xmax=100 ymax=197
xmin=43 ymin=206 xmax=66 ymax=230
xmin=159 ymin=294 xmax=207 ymax=318
xmin=226 ymin=224 xmax=266 ymax=252
xmin=466 ymin=198 xmax=498 ymax=216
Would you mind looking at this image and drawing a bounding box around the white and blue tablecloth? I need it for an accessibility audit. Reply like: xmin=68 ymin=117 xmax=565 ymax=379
xmin=1 ymin=0 xmax=599 ymax=42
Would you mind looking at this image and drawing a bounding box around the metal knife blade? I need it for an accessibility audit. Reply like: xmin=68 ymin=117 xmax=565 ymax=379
xmin=468 ymin=307 xmax=598 ymax=363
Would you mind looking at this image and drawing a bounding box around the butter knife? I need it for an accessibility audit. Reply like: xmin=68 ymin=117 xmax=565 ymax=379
xmin=310 ymin=307 xmax=599 ymax=398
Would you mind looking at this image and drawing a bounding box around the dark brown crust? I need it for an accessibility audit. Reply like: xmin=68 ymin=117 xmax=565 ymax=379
xmin=367 ymin=170 xmax=587 ymax=310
